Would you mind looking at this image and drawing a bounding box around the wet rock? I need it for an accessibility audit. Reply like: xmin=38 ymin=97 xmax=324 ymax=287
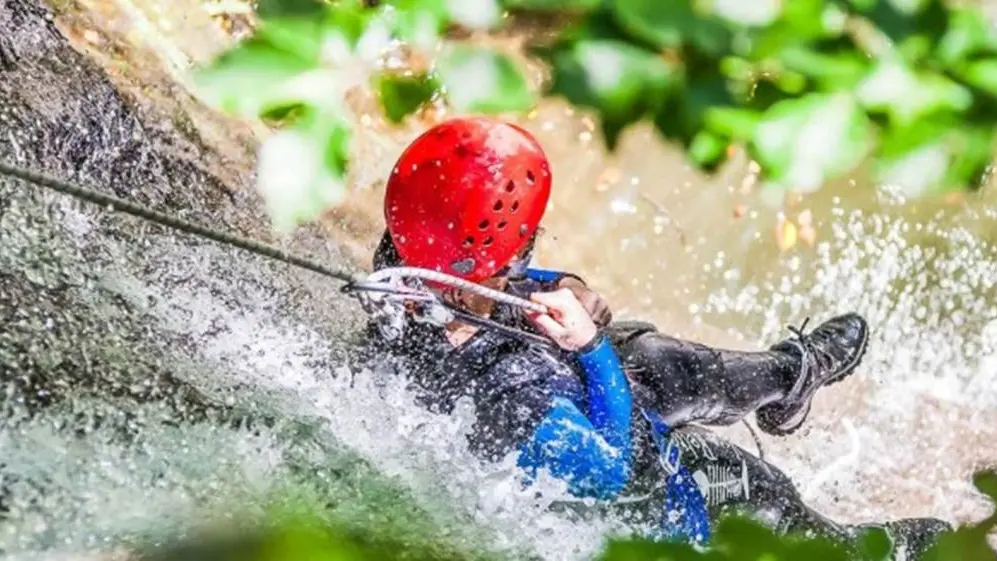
xmin=0 ymin=0 xmax=369 ymax=552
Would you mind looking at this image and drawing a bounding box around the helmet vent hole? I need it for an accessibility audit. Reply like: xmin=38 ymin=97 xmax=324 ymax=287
xmin=482 ymin=236 xmax=494 ymax=247
xmin=462 ymin=236 xmax=475 ymax=248
xmin=519 ymin=224 xmax=529 ymax=237
xmin=478 ymin=219 xmax=490 ymax=231
xmin=496 ymin=220 xmax=508 ymax=230
xmin=526 ymin=170 xmax=536 ymax=185
xmin=510 ymin=200 xmax=520 ymax=213
xmin=505 ymin=180 xmax=515 ymax=192
xmin=493 ymin=200 xmax=503 ymax=211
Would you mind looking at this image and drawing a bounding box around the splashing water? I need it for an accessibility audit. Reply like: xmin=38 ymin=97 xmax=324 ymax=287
xmin=0 ymin=188 xmax=624 ymax=561
xmin=697 ymin=207 xmax=997 ymax=528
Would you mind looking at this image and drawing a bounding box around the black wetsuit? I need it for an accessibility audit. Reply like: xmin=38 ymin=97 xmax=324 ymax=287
xmin=351 ymin=233 xmax=952 ymax=556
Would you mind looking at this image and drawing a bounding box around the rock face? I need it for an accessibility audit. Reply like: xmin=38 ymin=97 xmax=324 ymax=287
xmin=0 ymin=0 xmax=370 ymax=553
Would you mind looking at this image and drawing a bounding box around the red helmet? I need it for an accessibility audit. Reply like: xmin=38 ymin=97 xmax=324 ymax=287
xmin=384 ymin=117 xmax=552 ymax=282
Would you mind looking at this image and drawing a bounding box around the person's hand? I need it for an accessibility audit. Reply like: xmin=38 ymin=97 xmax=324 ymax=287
xmin=526 ymin=288 xmax=599 ymax=351
xmin=557 ymin=276 xmax=612 ymax=327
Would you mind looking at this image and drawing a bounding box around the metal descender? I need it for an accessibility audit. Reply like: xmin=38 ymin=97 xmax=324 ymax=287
xmin=341 ymin=267 xmax=555 ymax=348
xmin=341 ymin=271 xmax=453 ymax=341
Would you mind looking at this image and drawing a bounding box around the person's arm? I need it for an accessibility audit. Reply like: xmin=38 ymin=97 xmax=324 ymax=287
xmin=516 ymin=332 xmax=633 ymax=500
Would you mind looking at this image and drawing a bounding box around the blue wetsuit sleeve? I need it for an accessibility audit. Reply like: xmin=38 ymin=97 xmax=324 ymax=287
xmin=517 ymin=335 xmax=633 ymax=499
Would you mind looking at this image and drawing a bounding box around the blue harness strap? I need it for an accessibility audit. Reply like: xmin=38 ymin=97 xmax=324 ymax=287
xmin=641 ymin=410 xmax=712 ymax=545
xmin=523 ymin=267 xmax=566 ymax=284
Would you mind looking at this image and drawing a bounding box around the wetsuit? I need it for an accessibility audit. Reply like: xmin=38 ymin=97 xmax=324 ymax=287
xmin=353 ymin=235 xmax=952 ymax=555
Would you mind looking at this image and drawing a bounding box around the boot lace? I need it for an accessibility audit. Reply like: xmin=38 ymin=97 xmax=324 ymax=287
xmin=786 ymin=317 xmax=837 ymax=380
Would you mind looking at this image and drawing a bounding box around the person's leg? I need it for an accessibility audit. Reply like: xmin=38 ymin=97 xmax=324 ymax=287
xmin=668 ymin=426 xmax=952 ymax=558
xmin=605 ymin=315 xmax=869 ymax=435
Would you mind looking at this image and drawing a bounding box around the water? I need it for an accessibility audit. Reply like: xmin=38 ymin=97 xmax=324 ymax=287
xmin=3 ymin=0 xmax=997 ymax=559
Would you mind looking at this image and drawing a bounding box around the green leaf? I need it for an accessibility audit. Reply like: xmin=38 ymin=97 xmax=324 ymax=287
xmin=876 ymin=115 xmax=953 ymax=160
xmin=253 ymin=0 xmax=376 ymax=64
xmin=973 ymin=469 xmax=997 ymax=501
xmin=541 ymin=40 xmax=675 ymax=148
xmin=255 ymin=17 xmax=326 ymax=63
xmin=874 ymin=121 xmax=953 ymax=196
xmin=435 ymin=45 xmax=536 ymax=114
xmin=546 ymin=7 xmax=643 ymax=45
xmin=777 ymin=47 xmax=870 ymax=91
xmin=688 ymin=130 xmax=729 ymax=169
xmin=377 ymin=1 xmax=447 ymax=49
xmin=935 ymin=8 xmax=997 ymax=66
xmin=710 ymin=515 xmax=787 ymax=556
xmin=382 ymin=0 xmax=448 ymax=15
xmin=750 ymin=92 xmax=872 ymax=192
xmin=855 ymin=526 xmax=893 ymax=561
xmin=255 ymin=109 xmax=352 ymax=234
xmin=705 ymin=0 xmax=782 ymax=27
xmin=597 ymin=535 xmax=697 ymax=560
xmin=321 ymin=3 xmax=379 ymax=48
xmin=886 ymin=0 xmax=933 ymax=16
xmin=956 ymin=59 xmax=997 ymax=100
xmin=501 ymin=0 xmax=600 ymax=13
xmin=919 ymin=471 xmax=997 ymax=561
xmin=376 ymin=73 xmax=440 ymax=123
xmin=847 ymin=0 xmax=877 ymax=11
xmin=851 ymin=0 xmax=949 ymax=46
xmin=875 ymin=120 xmax=997 ymax=194
xmin=655 ymin=67 xmax=737 ymax=151
xmin=446 ymin=0 xmax=502 ymax=29
xmin=255 ymin=0 xmax=327 ymax=19
xmin=703 ymin=106 xmax=762 ymax=140
xmin=611 ymin=0 xmax=732 ymax=55
xmin=856 ymin=57 xmax=972 ymax=126
xmin=782 ymin=536 xmax=851 ymax=561
xmin=730 ymin=0 xmax=843 ymax=58
xmin=192 ymin=37 xmax=337 ymax=118
xmin=948 ymin=127 xmax=997 ymax=189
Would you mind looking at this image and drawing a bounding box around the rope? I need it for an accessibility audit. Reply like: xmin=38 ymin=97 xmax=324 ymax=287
xmin=0 ymin=161 xmax=362 ymax=284
xmin=0 ymin=161 xmax=550 ymax=315
xmin=742 ymin=420 xmax=766 ymax=461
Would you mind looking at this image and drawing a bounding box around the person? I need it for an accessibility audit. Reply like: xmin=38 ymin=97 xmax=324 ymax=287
xmin=349 ymin=116 xmax=952 ymax=555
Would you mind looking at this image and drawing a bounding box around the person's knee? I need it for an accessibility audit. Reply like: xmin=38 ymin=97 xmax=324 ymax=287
xmin=618 ymin=330 xmax=683 ymax=363
xmin=605 ymin=320 xmax=659 ymax=349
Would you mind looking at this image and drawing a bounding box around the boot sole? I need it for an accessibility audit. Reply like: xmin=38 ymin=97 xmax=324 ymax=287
xmin=755 ymin=319 xmax=870 ymax=437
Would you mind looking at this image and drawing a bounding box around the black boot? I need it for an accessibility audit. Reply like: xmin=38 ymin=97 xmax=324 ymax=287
xmin=755 ymin=313 xmax=869 ymax=436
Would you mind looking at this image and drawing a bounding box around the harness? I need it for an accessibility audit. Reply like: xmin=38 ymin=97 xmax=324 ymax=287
xmin=642 ymin=410 xmax=712 ymax=545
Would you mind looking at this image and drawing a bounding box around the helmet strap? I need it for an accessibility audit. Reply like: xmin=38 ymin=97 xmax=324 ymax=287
xmin=498 ymin=230 xmax=540 ymax=279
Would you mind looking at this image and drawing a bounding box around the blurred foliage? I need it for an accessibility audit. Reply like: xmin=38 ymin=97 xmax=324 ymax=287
xmin=138 ymin=469 xmax=997 ymax=560
xmin=192 ymin=0 xmax=997 ymax=233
